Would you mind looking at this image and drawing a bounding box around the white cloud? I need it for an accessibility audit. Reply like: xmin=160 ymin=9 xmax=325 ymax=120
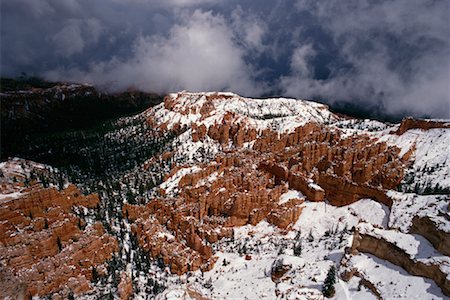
xmin=289 ymin=44 xmax=315 ymax=77
xmin=50 ymin=18 xmax=104 ymax=57
xmin=110 ymin=0 xmax=214 ymax=7
xmin=4 ymin=0 xmax=449 ymax=117
xmin=52 ymin=20 xmax=85 ymax=57
xmin=231 ymin=7 xmax=267 ymax=52
xmin=2 ymin=0 xmax=55 ymax=18
xmin=281 ymin=0 xmax=450 ymax=117
xmin=47 ymin=10 xmax=260 ymax=95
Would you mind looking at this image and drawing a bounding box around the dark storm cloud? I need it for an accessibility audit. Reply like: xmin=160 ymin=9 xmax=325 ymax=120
xmin=1 ymin=0 xmax=449 ymax=117
xmin=282 ymin=0 xmax=450 ymax=118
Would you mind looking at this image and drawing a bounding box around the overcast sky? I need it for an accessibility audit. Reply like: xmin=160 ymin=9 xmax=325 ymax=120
xmin=2 ymin=0 xmax=449 ymax=118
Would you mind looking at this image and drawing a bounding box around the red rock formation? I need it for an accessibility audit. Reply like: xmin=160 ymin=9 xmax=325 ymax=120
xmin=118 ymin=272 xmax=133 ymax=300
xmin=135 ymin=101 xmax=407 ymax=276
xmin=271 ymin=257 xmax=292 ymax=283
xmin=251 ymin=123 xmax=403 ymax=207
xmin=0 ymin=185 xmax=118 ymax=299
xmin=207 ymin=117 xmax=257 ymax=147
xmin=350 ymin=229 xmax=450 ymax=296
xmin=192 ymin=123 xmax=208 ymax=142
xmin=395 ymin=117 xmax=450 ymax=135
xmin=410 ymin=216 xmax=450 ymax=256
xmin=123 ymin=151 xmax=301 ymax=275
xmin=267 ymin=198 xmax=304 ymax=229
xmin=317 ymin=174 xmax=393 ymax=207
xmin=288 ymin=172 xmax=325 ymax=202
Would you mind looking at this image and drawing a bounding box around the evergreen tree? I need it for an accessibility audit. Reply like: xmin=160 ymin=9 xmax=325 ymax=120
xmin=293 ymin=240 xmax=302 ymax=256
xmin=57 ymin=237 xmax=63 ymax=252
xmin=57 ymin=172 xmax=65 ymax=190
xmin=67 ymin=291 xmax=75 ymax=300
xmin=92 ymin=266 xmax=99 ymax=283
xmin=322 ymin=265 xmax=336 ymax=298
xmin=307 ymin=229 xmax=314 ymax=242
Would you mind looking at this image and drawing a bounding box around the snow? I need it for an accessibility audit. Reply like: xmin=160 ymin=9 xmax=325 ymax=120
xmin=159 ymin=166 xmax=201 ymax=196
xmin=388 ymin=191 xmax=449 ymax=233
xmin=308 ymin=183 xmax=324 ymax=192
xmin=157 ymin=232 xmax=175 ymax=241
xmin=338 ymin=277 xmax=378 ymax=300
xmin=148 ymin=92 xmax=338 ymax=135
xmin=293 ymin=199 xmax=390 ymax=237
xmin=379 ymin=128 xmax=450 ymax=190
xmin=166 ymin=199 xmax=391 ymax=300
xmin=0 ymin=191 xmax=26 ymax=204
xmin=171 ymin=130 xmax=221 ymax=165
xmin=279 ymin=190 xmax=304 ymax=205
xmin=156 ymin=289 xmax=193 ymax=300
xmin=0 ymin=157 xmax=59 ymax=202
xmin=5 ymin=91 xmax=450 ymax=299
xmin=356 ymin=223 xmax=450 ymax=276
xmin=195 ymin=171 xmax=220 ymax=188
xmin=345 ymin=253 xmax=447 ymax=299
xmin=207 ymin=252 xmax=277 ymax=299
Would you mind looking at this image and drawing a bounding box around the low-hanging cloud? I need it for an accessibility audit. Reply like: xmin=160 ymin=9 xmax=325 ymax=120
xmin=281 ymin=0 xmax=450 ymax=118
xmin=2 ymin=0 xmax=449 ymax=118
xmin=45 ymin=10 xmax=261 ymax=95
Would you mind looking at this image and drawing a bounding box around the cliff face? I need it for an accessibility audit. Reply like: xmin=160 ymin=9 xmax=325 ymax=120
xmin=410 ymin=216 xmax=450 ymax=256
xmin=346 ymin=224 xmax=450 ymax=297
xmin=395 ymin=117 xmax=450 ymax=135
xmin=1 ymin=80 xmax=162 ymax=160
xmin=123 ymin=151 xmax=302 ymax=274
xmin=198 ymin=120 xmax=405 ymax=209
xmin=0 ymin=184 xmax=118 ymax=299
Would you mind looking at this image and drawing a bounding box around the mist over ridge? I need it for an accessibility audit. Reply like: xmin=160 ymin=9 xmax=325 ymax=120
xmin=2 ymin=0 xmax=449 ymax=118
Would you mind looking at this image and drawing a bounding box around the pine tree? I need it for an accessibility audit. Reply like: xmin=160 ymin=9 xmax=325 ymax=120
xmin=57 ymin=172 xmax=64 ymax=190
xmin=68 ymin=291 xmax=75 ymax=300
xmin=92 ymin=266 xmax=99 ymax=283
xmin=57 ymin=237 xmax=63 ymax=252
xmin=204 ymin=277 xmax=213 ymax=289
xmin=322 ymin=265 xmax=336 ymax=298
xmin=293 ymin=240 xmax=302 ymax=256
xmin=307 ymin=229 xmax=314 ymax=242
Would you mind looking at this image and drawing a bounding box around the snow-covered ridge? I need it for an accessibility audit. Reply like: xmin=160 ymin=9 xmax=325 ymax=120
xmin=148 ymin=91 xmax=339 ymax=134
xmin=357 ymin=223 xmax=449 ymax=264
xmin=0 ymin=158 xmax=56 ymax=203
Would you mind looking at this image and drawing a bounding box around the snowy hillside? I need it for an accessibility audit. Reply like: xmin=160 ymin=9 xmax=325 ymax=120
xmin=144 ymin=92 xmax=450 ymax=300
xmin=1 ymin=91 xmax=449 ymax=299
xmin=148 ymin=91 xmax=338 ymax=132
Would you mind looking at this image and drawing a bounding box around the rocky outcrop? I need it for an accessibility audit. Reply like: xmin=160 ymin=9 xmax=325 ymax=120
xmin=123 ymin=151 xmax=306 ymax=275
xmin=288 ymin=172 xmax=325 ymax=202
xmin=266 ymin=198 xmax=304 ymax=229
xmin=124 ymin=210 xmax=217 ymax=275
xmin=128 ymin=100 xmax=408 ymax=276
xmin=340 ymin=268 xmax=381 ymax=299
xmin=410 ymin=216 xmax=450 ymax=256
xmin=395 ymin=117 xmax=450 ymax=135
xmin=350 ymin=227 xmax=450 ymax=296
xmin=0 ymin=185 xmax=118 ymax=299
xmin=150 ymin=92 xmax=407 ymax=210
xmin=192 ymin=123 xmax=208 ymax=142
xmin=118 ymin=271 xmax=133 ymax=300
xmin=252 ymin=123 xmax=403 ymax=207
xmin=316 ymin=174 xmax=393 ymax=207
xmin=206 ymin=114 xmax=257 ymax=147
xmin=135 ymin=92 xmax=410 ymax=278
xmin=271 ymin=257 xmax=292 ymax=283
